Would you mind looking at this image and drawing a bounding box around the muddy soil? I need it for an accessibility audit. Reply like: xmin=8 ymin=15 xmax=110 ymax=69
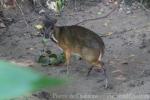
xmin=0 ymin=0 xmax=150 ymax=100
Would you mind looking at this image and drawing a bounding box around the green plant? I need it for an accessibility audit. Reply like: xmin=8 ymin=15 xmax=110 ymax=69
xmin=55 ymin=0 xmax=65 ymax=13
xmin=38 ymin=50 xmax=65 ymax=66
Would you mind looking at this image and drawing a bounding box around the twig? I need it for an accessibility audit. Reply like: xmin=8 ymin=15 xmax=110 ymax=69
xmin=75 ymin=0 xmax=121 ymax=25
xmin=15 ymin=0 xmax=29 ymax=28
xmin=139 ymin=0 xmax=150 ymax=13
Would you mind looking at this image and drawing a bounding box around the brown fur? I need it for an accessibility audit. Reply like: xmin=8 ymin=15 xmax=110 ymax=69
xmin=52 ymin=25 xmax=105 ymax=70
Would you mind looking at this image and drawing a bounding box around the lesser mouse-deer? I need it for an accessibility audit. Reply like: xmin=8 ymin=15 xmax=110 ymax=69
xmin=42 ymin=17 xmax=108 ymax=88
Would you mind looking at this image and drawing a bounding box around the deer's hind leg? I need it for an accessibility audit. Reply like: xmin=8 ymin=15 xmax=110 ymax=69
xmin=87 ymin=65 xmax=94 ymax=76
xmin=92 ymin=60 xmax=108 ymax=88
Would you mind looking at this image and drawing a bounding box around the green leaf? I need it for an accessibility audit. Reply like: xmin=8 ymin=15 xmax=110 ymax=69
xmin=49 ymin=57 xmax=58 ymax=65
xmin=49 ymin=54 xmax=57 ymax=58
xmin=55 ymin=0 xmax=65 ymax=13
xmin=57 ymin=53 xmax=65 ymax=64
xmin=0 ymin=60 xmax=66 ymax=99
xmin=38 ymin=55 xmax=50 ymax=66
xmin=42 ymin=38 xmax=48 ymax=44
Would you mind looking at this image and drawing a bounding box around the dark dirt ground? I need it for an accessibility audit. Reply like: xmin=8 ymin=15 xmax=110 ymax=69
xmin=1 ymin=0 xmax=150 ymax=100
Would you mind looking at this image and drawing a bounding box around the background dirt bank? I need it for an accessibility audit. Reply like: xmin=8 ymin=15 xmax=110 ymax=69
xmin=0 ymin=0 xmax=150 ymax=100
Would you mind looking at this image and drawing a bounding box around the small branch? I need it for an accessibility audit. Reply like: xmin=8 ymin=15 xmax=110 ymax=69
xmin=139 ymin=0 xmax=150 ymax=13
xmin=15 ymin=0 xmax=29 ymax=28
xmin=75 ymin=0 xmax=121 ymax=25
xmin=76 ymin=6 xmax=118 ymax=25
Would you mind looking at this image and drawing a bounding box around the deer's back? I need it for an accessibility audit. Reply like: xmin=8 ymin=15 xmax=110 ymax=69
xmin=55 ymin=25 xmax=104 ymax=50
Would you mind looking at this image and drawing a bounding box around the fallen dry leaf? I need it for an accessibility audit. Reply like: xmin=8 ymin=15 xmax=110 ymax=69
xmin=106 ymin=32 xmax=113 ymax=36
xmin=115 ymin=75 xmax=127 ymax=81
xmin=34 ymin=24 xmax=44 ymax=30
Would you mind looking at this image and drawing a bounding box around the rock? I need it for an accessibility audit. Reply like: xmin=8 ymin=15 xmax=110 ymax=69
xmin=139 ymin=44 xmax=146 ymax=49
xmin=126 ymin=10 xmax=132 ymax=15
xmin=0 ymin=22 xmax=6 ymax=28
xmin=147 ymin=50 xmax=150 ymax=53
xmin=39 ymin=9 xmax=45 ymax=14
